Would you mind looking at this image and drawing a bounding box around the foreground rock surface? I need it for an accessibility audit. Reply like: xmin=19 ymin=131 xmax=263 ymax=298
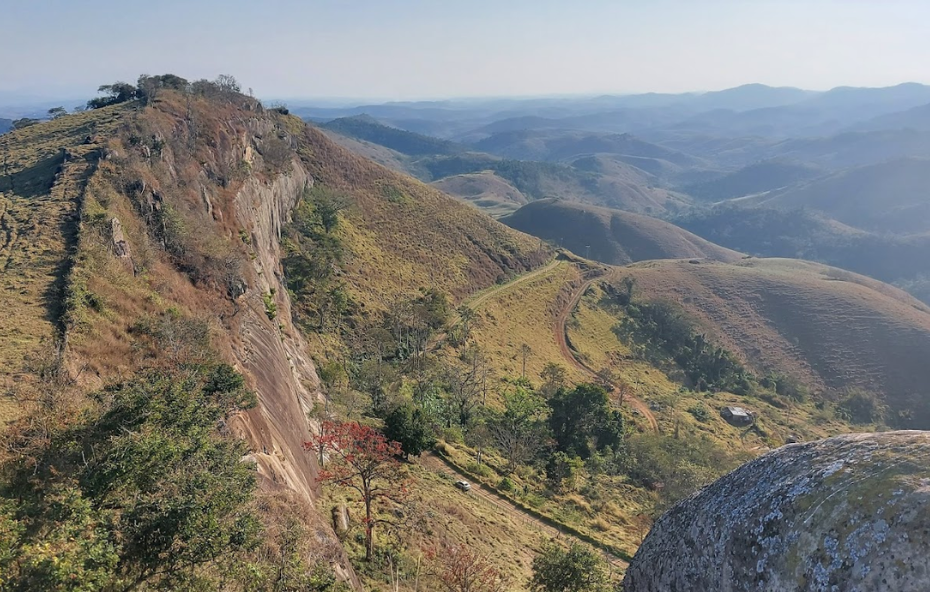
xmin=624 ymin=431 xmax=930 ymax=591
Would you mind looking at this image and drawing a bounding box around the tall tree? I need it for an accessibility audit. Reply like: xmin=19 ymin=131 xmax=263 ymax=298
xmin=487 ymin=386 xmax=547 ymax=473
xmin=384 ymin=404 xmax=435 ymax=459
xmin=305 ymin=422 xmax=405 ymax=561
xmin=529 ymin=542 xmax=610 ymax=592
xmin=548 ymin=384 xmax=624 ymax=459
xmin=539 ymin=362 xmax=568 ymax=398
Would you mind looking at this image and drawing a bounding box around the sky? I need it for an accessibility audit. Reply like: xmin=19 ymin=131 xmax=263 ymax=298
xmin=2 ymin=0 xmax=929 ymax=102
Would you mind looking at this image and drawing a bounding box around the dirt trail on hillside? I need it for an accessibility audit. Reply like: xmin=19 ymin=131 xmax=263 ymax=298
xmin=556 ymin=277 xmax=660 ymax=433
xmin=467 ymin=258 xmax=562 ymax=310
xmin=420 ymin=452 xmax=628 ymax=569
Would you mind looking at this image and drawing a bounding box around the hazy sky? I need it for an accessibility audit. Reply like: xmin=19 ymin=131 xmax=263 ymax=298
xmin=3 ymin=0 xmax=929 ymax=101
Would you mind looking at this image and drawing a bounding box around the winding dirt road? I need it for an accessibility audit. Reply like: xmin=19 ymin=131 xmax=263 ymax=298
xmin=420 ymin=451 xmax=629 ymax=568
xmin=555 ymin=277 xmax=660 ymax=433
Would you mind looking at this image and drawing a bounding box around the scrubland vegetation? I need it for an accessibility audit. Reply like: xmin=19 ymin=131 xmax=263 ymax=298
xmin=2 ymin=71 xmax=927 ymax=592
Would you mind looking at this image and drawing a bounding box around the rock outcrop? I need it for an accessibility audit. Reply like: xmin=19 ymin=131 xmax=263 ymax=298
xmin=624 ymin=431 xmax=930 ymax=591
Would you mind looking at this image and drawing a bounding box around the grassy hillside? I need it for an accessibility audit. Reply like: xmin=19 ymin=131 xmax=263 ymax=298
xmin=321 ymin=115 xmax=464 ymax=156
xmin=431 ymin=171 xmax=529 ymax=218
xmin=421 ymin=154 xmax=688 ymax=215
xmin=312 ymin=121 xmax=692 ymax=216
xmin=682 ymin=160 xmax=823 ymax=201
xmin=617 ymin=258 xmax=930 ymax=426
xmin=753 ymin=157 xmax=930 ymax=233
xmin=321 ymin=128 xmax=427 ymax=179
xmin=0 ymin=104 xmax=129 ymax=418
xmin=292 ymin=121 xmax=549 ymax=313
xmin=474 ymin=129 xmax=703 ymax=168
xmin=676 ymin=205 xmax=930 ymax=295
xmin=502 ymin=199 xmax=740 ymax=266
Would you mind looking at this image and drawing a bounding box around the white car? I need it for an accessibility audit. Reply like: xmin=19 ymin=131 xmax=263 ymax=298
xmin=455 ymin=480 xmax=471 ymax=492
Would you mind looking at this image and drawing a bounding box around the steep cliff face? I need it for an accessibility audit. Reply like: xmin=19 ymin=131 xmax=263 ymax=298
xmin=51 ymin=95 xmax=361 ymax=585
xmin=624 ymin=431 xmax=930 ymax=591
xmin=227 ymin=162 xmax=360 ymax=584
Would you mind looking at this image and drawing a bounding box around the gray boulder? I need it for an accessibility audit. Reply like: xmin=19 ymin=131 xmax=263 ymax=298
xmin=624 ymin=431 xmax=930 ymax=591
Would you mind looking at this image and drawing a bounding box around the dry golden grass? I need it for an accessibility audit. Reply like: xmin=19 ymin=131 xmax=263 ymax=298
xmin=0 ymin=105 xmax=129 ymax=418
xmin=502 ymin=198 xmax=741 ymax=266
xmin=319 ymin=462 xmax=552 ymax=591
xmin=618 ymin=258 xmax=930 ymax=426
xmin=468 ymin=260 xmax=587 ymax=386
xmin=431 ymin=171 xmax=528 ymax=219
xmin=294 ymin=122 xmax=550 ymax=315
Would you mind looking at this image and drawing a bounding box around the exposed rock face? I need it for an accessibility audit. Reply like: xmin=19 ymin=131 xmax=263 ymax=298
xmin=110 ymin=217 xmax=131 ymax=258
xmin=624 ymin=432 xmax=930 ymax=592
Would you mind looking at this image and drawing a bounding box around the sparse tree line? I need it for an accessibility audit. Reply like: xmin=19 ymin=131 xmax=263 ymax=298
xmin=6 ymin=74 xmax=249 ymax=132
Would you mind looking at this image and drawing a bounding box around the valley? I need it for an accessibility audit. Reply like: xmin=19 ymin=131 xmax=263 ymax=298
xmin=2 ymin=74 xmax=930 ymax=591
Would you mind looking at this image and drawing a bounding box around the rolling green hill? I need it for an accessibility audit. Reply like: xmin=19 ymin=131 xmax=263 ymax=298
xmin=676 ymin=205 xmax=930 ymax=296
xmin=474 ymin=129 xmax=704 ymax=168
xmin=502 ymin=198 xmax=740 ymax=265
xmin=431 ymin=171 xmax=529 ymax=217
xmin=617 ymin=258 xmax=930 ymax=426
xmin=752 ymin=157 xmax=930 ymax=234
xmin=682 ymin=160 xmax=823 ymax=201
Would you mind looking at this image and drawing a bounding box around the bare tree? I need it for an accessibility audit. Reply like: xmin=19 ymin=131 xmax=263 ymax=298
xmin=520 ymin=343 xmax=533 ymax=378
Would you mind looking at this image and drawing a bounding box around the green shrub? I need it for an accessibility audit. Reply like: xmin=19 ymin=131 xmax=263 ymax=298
xmin=613 ymin=299 xmax=754 ymax=393
xmin=836 ymin=390 xmax=886 ymax=425
xmin=499 ymin=477 xmax=515 ymax=492
xmin=263 ymin=291 xmax=277 ymax=320
xmin=687 ymin=403 xmax=711 ymax=423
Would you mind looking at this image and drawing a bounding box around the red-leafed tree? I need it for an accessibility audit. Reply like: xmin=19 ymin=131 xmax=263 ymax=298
xmin=428 ymin=544 xmax=509 ymax=592
xmin=305 ymin=421 xmax=404 ymax=561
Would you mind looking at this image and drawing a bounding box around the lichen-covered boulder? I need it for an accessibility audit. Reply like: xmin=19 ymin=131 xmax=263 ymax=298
xmin=624 ymin=432 xmax=930 ymax=591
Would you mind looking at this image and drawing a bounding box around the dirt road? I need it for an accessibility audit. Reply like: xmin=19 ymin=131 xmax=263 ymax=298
xmin=420 ymin=451 xmax=628 ymax=569
xmin=467 ymin=258 xmax=562 ymax=310
xmin=555 ymin=278 xmax=660 ymax=433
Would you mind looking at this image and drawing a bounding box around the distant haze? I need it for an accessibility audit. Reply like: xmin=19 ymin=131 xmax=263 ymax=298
xmin=2 ymin=0 xmax=929 ymax=101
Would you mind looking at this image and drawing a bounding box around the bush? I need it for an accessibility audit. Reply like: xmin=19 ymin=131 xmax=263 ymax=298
xmin=687 ymin=403 xmax=711 ymax=423
xmin=499 ymin=477 xmax=515 ymax=492
xmin=529 ymin=542 xmax=609 ymax=592
xmin=836 ymin=390 xmax=886 ymax=424
xmin=0 ymin=368 xmax=264 ymax=590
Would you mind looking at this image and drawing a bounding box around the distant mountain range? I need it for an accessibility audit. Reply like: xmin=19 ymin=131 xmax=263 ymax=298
xmin=307 ymin=83 xmax=930 ymax=306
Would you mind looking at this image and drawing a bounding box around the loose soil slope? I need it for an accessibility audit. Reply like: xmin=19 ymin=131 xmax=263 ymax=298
xmin=619 ymin=258 xmax=930 ymax=426
xmin=502 ymin=198 xmax=741 ymax=266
